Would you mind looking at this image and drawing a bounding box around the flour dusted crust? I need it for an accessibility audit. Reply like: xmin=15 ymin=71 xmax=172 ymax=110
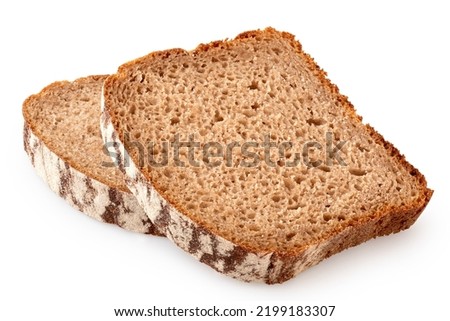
xmin=24 ymin=124 xmax=159 ymax=234
xmin=22 ymin=76 xmax=161 ymax=235
xmin=101 ymin=28 xmax=433 ymax=283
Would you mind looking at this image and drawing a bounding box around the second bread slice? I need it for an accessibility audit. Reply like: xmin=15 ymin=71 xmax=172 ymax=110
xmin=23 ymin=75 xmax=161 ymax=235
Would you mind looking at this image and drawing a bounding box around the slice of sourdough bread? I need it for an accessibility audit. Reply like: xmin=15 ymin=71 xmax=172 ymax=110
xmin=23 ymin=75 xmax=161 ymax=235
xmin=102 ymin=28 xmax=433 ymax=283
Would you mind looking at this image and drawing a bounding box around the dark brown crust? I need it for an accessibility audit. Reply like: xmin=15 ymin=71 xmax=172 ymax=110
xmin=101 ymin=188 xmax=125 ymax=224
xmin=104 ymin=28 xmax=433 ymax=282
xmin=23 ymin=124 xmax=35 ymax=166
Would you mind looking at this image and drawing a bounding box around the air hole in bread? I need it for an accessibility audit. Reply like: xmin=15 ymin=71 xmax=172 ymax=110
xmin=349 ymin=168 xmax=367 ymax=176
xmin=307 ymin=118 xmax=326 ymax=126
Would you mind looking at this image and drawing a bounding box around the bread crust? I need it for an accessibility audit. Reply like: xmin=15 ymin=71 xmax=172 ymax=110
xmin=102 ymin=28 xmax=433 ymax=283
xmin=23 ymin=76 xmax=162 ymax=235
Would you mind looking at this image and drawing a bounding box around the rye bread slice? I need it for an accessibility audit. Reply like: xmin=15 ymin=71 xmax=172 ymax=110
xmin=102 ymin=28 xmax=433 ymax=283
xmin=23 ymin=75 xmax=161 ymax=235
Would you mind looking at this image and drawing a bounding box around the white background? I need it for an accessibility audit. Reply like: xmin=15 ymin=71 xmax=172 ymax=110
xmin=1 ymin=1 xmax=448 ymax=320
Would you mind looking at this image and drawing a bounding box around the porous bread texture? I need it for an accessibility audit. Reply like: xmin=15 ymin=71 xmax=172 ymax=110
xmin=23 ymin=75 xmax=161 ymax=235
xmin=103 ymin=28 xmax=433 ymax=282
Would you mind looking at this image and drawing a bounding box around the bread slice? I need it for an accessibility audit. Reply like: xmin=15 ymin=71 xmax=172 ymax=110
xmin=23 ymin=75 xmax=161 ymax=235
xmin=102 ymin=28 xmax=433 ymax=283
